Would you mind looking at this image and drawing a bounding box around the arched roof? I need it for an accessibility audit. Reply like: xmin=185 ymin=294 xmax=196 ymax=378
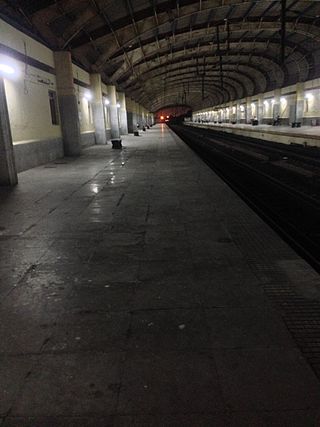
xmin=1 ymin=0 xmax=320 ymax=111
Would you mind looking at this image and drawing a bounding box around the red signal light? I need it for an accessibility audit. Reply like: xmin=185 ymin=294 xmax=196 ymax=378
xmin=160 ymin=115 xmax=164 ymax=120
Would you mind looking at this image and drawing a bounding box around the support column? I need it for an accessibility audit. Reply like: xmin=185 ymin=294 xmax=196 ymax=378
xmin=137 ymin=103 xmax=142 ymax=127
xmin=230 ymin=105 xmax=236 ymax=123
xmin=107 ymin=85 xmax=120 ymax=140
xmin=0 ymin=77 xmax=18 ymax=186
xmin=54 ymin=51 xmax=81 ymax=156
xmin=118 ymin=92 xmax=128 ymax=135
xmin=133 ymin=101 xmax=139 ymax=130
xmin=236 ymin=102 xmax=241 ymax=123
xmin=246 ymin=97 xmax=252 ymax=123
xmin=131 ymin=100 xmax=136 ymax=131
xmin=133 ymin=101 xmax=140 ymax=134
xmin=126 ymin=97 xmax=134 ymax=133
xmin=295 ymin=82 xmax=305 ymax=123
xmin=257 ymin=94 xmax=264 ymax=123
xmin=90 ymin=73 xmax=106 ymax=145
xmin=273 ymin=88 xmax=281 ymax=120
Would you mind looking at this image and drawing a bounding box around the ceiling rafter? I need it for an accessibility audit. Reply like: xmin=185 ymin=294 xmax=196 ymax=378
xmin=112 ymin=44 xmax=290 ymax=88
xmin=71 ymin=10 xmax=320 ymax=51
xmin=146 ymin=67 xmax=248 ymax=96
xmin=124 ymin=58 xmax=269 ymax=97
xmin=2 ymin=0 xmax=320 ymax=110
xmin=99 ymin=17 xmax=319 ymax=67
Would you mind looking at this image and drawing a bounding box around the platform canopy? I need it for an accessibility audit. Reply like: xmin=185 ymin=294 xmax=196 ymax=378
xmin=1 ymin=0 xmax=320 ymax=111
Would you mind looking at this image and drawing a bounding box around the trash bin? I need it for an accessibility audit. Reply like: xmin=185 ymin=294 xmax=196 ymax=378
xmin=111 ymin=139 xmax=122 ymax=149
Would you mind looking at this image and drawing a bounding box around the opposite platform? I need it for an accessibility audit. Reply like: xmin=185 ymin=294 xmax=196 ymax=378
xmin=187 ymin=122 xmax=320 ymax=148
xmin=0 ymin=125 xmax=320 ymax=426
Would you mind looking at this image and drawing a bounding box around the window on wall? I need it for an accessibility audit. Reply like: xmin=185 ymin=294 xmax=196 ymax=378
xmin=48 ymin=90 xmax=59 ymax=125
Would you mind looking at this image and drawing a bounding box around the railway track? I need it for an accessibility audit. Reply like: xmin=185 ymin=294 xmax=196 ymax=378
xmin=171 ymin=123 xmax=320 ymax=380
xmin=170 ymin=124 xmax=320 ymax=272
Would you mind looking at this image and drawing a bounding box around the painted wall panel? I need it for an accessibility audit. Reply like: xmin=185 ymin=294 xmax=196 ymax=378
xmin=0 ymin=19 xmax=54 ymax=67
xmin=4 ymin=60 xmax=62 ymax=143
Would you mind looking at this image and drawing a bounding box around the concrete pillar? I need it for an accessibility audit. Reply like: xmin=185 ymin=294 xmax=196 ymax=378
xmin=131 ymin=100 xmax=136 ymax=131
xmin=133 ymin=101 xmax=139 ymax=130
xmin=107 ymin=85 xmax=120 ymax=140
xmin=257 ymin=94 xmax=264 ymax=123
xmin=235 ymin=105 xmax=238 ymax=122
xmin=246 ymin=97 xmax=252 ymax=123
xmin=103 ymin=101 xmax=110 ymax=131
xmin=142 ymin=107 xmax=145 ymax=125
xmin=137 ymin=103 xmax=142 ymax=126
xmin=118 ymin=92 xmax=128 ymax=135
xmin=273 ymin=88 xmax=281 ymax=119
xmin=295 ymin=82 xmax=305 ymax=123
xmin=229 ymin=107 xmax=232 ymax=123
xmin=230 ymin=105 xmax=235 ymax=123
xmin=236 ymin=103 xmax=241 ymax=123
xmin=0 ymin=77 xmax=18 ymax=186
xmin=90 ymin=73 xmax=106 ymax=145
xmin=126 ymin=97 xmax=134 ymax=133
xmin=54 ymin=51 xmax=81 ymax=156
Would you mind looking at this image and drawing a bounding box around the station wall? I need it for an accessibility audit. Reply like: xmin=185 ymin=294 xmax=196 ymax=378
xmin=0 ymin=18 xmax=137 ymax=172
xmin=0 ymin=19 xmax=62 ymax=171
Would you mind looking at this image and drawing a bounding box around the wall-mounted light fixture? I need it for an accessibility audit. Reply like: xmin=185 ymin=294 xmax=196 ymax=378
xmin=305 ymin=93 xmax=313 ymax=100
xmin=116 ymin=102 xmax=120 ymax=108
xmin=83 ymin=90 xmax=92 ymax=101
xmin=104 ymin=98 xmax=110 ymax=105
xmin=0 ymin=63 xmax=15 ymax=76
xmin=280 ymin=97 xmax=286 ymax=103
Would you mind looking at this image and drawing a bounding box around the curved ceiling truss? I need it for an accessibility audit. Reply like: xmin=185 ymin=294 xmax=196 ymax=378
xmin=1 ymin=0 xmax=320 ymax=111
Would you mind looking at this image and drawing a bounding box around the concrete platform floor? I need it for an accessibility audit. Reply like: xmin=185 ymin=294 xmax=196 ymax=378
xmin=0 ymin=125 xmax=320 ymax=426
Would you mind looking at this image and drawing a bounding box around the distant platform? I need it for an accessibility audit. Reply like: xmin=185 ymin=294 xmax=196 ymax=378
xmin=187 ymin=122 xmax=320 ymax=148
